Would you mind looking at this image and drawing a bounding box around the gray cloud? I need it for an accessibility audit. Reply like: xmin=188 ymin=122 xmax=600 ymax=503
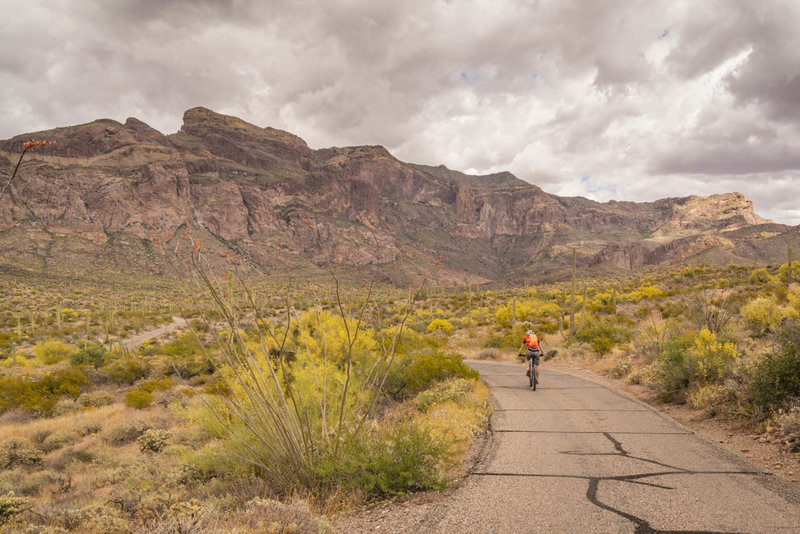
xmin=1 ymin=0 xmax=799 ymax=224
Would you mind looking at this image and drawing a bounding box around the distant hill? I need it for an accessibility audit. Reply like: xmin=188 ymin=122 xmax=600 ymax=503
xmin=0 ymin=107 xmax=794 ymax=285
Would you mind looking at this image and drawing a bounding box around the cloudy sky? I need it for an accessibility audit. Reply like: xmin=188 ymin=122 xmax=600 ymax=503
xmin=2 ymin=0 xmax=799 ymax=224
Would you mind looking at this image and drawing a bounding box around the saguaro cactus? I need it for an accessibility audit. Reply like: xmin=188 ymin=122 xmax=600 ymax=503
xmin=570 ymin=248 xmax=576 ymax=335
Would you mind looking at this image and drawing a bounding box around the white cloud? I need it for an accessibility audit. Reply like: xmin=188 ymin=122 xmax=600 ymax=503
xmin=1 ymin=0 xmax=799 ymax=224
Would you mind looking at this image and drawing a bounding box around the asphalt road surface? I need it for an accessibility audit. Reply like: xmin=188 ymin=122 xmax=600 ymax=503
xmin=420 ymin=360 xmax=800 ymax=533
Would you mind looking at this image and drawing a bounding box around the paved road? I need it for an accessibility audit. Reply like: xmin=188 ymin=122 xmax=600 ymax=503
xmin=421 ymin=360 xmax=800 ymax=533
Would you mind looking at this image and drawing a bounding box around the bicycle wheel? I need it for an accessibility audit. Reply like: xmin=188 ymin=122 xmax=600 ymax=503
xmin=533 ymin=371 xmax=537 ymax=391
xmin=529 ymin=361 xmax=535 ymax=389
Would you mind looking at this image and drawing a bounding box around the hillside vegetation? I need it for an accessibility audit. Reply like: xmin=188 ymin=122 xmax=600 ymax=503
xmin=1 ymin=250 xmax=799 ymax=531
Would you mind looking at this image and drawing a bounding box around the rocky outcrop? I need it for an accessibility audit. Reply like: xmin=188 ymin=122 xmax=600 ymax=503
xmin=0 ymin=107 xmax=787 ymax=282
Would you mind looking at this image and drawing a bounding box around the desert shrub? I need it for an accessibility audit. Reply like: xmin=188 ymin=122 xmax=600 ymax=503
xmin=103 ymin=419 xmax=150 ymax=445
xmin=137 ymin=429 xmax=170 ymax=453
xmin=415 ymin=378 xmax=476 ymax=411
xmin=687 ymin=328 xmax=737 ymax=384
xmin=0 ymin=437 xmax=41 ymax=469
xmin=34 ymin=339 xmax=74 ymax=364
xmin=749 ymin=319 xmax=800 ymax=413
xmin=138 ymin=339 xmax=161 ymax=356
xmin=179 ymin=441 xmax=242 ymax=481
xmin=654 ymin=334 xmax=694 ymax=402
xmin=124 ymin=388 xmax=154 ymax=409
xmin=426 ymin=318 xmax=453 ymax=334
xmin=687 ymin=383 xmax=738 ymax=417
xmin=315 ymin=420 xmax=449 ymax=497
xmin=482 ymin=332 xmax=513 ymax=348
xmin=0 ymin=468 xmax=64 ymax=496
xmin=400 ymin=350 xmax=479 ymax=396
xmin=476 ymin=349 xmax=501 ymax=360
xmin=70 ymin=343 xmax=107 ymax=368
xmin=76 ymin=390 xmax=114 ymax=408
xmin=220 ymin=497 xmax=333 ymax=533
xmin=688 ymin=293 xmax=736 ymax=334
xmin=741 ymin=297 xmax=783 ymax=336
xmin=137 ymin=375 xmax=175 ymax=393
xmin=106 ymin=357 xmax=152 ymax=384
xmin=163 ymin=332 xmax=203 ymax=357
xmin=40 ymin=430 xmax=81 ymax=453
xmin=574 ymin=318 xmax=633 ymax=355
xmin=748 ymin=267 xmax=772 ymax=284
xmin=0 ymin=492 xmax=27 ymax=524
xmin=0 ymin=368 xmax=88 ymax=416
xmin=165 ymin=353 xmax=214 ymax=378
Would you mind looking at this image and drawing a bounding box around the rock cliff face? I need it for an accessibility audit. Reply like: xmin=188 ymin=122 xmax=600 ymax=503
xmin=0 ymin=107 xmax=789 ymax=283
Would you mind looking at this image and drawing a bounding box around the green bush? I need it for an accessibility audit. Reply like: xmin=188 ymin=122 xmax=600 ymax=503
xmin=415 ymin=378 xmax=475 ymax=411
xmin=741 ymin=297 xmax=783 ymax=336
xmin=575 ymin=317 xmax=633 ymax=355
xmin=654 ymin=335 xmax=694 ymax=402
xmin=0 ymin=367 xmax=88 ymax=416
xmin=426 ymin=318 xmax=453 ymax=334
xmin=70 ymin=343 xmax=108 ymax=368
xmin=315 ymin=420 xmax=449 ymax=497
xmin=69 ymin=343 xmax=108 ymax=369
xmin=34 ymin=339 xmax=74 ymax=364
xmin=163 ymin=332 xmax=203 ymax=356
xmin=400 ymin=351 xmax=479 ymax=396
xmin=124 ymin=388 xmax=154 ymax=409
xmin=106 ymin=357 xmax=152 ymax=385
xmin=749 ymin=319 xmax=800 ymax=413
xmin=482 ymin=332 xmax=513 ymax=348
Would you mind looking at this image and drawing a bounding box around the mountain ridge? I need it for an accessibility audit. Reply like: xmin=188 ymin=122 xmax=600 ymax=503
xmin=0 ymin=107 xmax=792 ymax=285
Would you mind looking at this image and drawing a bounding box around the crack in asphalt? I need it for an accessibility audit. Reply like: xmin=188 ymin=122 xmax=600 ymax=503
xmin=474 ymin=432 xmax=764 ymax=533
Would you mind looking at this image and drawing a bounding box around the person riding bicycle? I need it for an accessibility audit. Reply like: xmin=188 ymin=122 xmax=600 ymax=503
xmin=519 ymin=330 xmax=543 ymax=383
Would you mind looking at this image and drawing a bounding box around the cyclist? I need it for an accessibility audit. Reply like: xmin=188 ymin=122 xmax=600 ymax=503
xmin=518 ymin=330 xmax=543 ymax=383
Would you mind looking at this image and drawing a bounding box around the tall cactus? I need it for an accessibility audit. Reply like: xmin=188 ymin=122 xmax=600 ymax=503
xmin=611 ymin=285 xmax=617 ymax=314
xmin=579 ymin=283 xmax=587 ymax=332
xmin=570 ymin=248 xmax=576 ymax=335
xmin=561 ymin=248 xmax=587 ymax=339
xmin=789 ymin=234 xmax=794 ymax=283
xmin=512 ymin=297 xmax=517 ymax=324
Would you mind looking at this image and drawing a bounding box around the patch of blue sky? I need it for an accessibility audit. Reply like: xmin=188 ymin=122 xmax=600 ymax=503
xmin=581 ymin=175 xmax=617 ymax=198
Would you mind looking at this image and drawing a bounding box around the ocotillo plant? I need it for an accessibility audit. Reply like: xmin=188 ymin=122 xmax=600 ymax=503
xmin=0 ymin=139 xmax=56 ymax=203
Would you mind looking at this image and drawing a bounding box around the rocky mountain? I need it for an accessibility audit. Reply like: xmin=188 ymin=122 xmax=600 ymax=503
xmin=0 ymin=107 xmax=794 ymax=284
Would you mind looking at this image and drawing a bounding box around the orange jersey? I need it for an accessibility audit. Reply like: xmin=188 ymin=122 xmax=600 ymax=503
xmin=523 ymin=334 xmax=540 ymax=349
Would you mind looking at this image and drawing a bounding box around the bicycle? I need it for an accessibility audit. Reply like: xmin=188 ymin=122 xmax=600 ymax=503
xmin=520 ymin=352 xmax=538 ymax=391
